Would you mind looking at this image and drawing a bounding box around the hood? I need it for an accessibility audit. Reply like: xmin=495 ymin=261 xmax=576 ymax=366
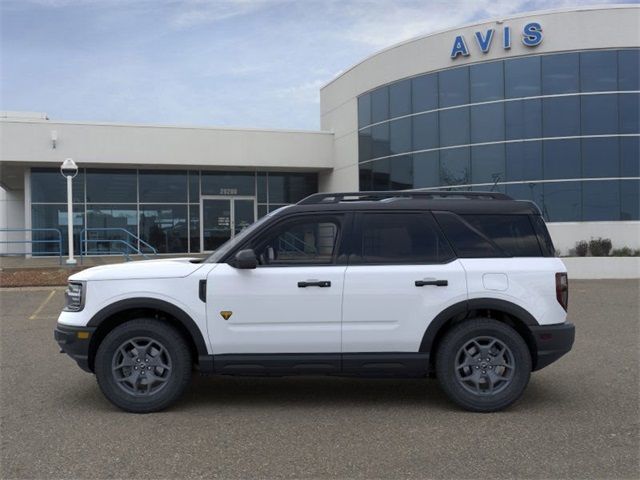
xmin=69 ymin=258 xmax=206 ymax=281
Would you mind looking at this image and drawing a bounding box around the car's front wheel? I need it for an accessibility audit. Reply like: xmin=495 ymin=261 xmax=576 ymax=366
xmin=435 ymin=318 xmax=531 ymax=412
xmin=95 ymin=319 xmax=192 ymax=413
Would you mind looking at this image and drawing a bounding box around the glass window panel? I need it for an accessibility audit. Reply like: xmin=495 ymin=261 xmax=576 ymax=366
xmin=189 ymin=204 xmax=200 ymax=253
xmin=412 ymin=112 xmax=438 ymax=151
xmin=258 ymin=204 xmax=268 ymax=218
xmin=86 ymin=169 xmax=137 ymax=203
xmin=139 ymin=170 xmax=187 ymax=203
xmin=188 ymin=171 xmax=200 ymax=203
xmin=506 ymin=183 xmax=544 ymax=212
xmin=543 ymin=182 xmax=581 ymax=222
xmin=139 ymin=205 xmax=188 ymax=253
xmin=267 ymin=173 xmax=317 ymax=204
xmin=412 ymin=73 xmax=438 ymax=113
xmin=541 ymin=53 xmax=579 ymax=95
xmin=506 ymin=141 xmax=543 ymax=182
xmin=371 ymin=123 xmax=390 ymax=159
xmin=618 ymin=49 xmax=640 ymax=91
xmin=31 ymin=204 xmax=84 ymax=256
xmin=434 ymin=211 xmax=501 ymax=258
xmin=582 ymin=138 xmax=619 ymax=178
xmin=413 ymin=151 xmax=440 ymax=188
xmin=201 ymin=172 xmax=255 ymax=196
xmin=470 ymin=61 xmax=504 ymax=102
xmin=471 ymin=144 xmax=505 ymax=185
xmin=580 ymin=51 xmax=617 ymax=92
xmin=470 ymin=103 xmax=504 ymax=143
xmin=581 ymin=94 xmax=618 ymax=135
xmin=359 ymin=162 xmax=373 ymax=191
xmin=621 ymin=137 xmax=640 ymax=177
xmin=439 ymin=67 xmax=469 ymax=107
xmin=372 ymin=159 xmax=390 ymax=190
xmin=440 ymin=147 xmax=470 ymax=186
xmin=31 ymin=168 xmax=85 ymax=203
xmin=619 ymin=93 xmax=640 ymax=134
xmin=439 ymin=107 xmax=470 ymax=147
xmin=544 ymin=139 xmax=581 ymax=180
xmin=620 ymin=179 xmax=640 ymax=220
xmin=583 ymin=181 xmax=620 ymax=221
xmin=257 ymin=172 xmax=267 ymax=203
xmin=389 ymin=79 xmax=411 ymax=118
xmin=359 ymin=128 xmax=373 ymax=162
xmin=542 ymin=96 xmax=580 ymax=137
xmin=390 ymin=155 xmax=413 ymax=190
xmin=505 ymin=98 xmax=542 ymax=140
xmin=86 ymin=204 xmax=137 ymax=255
xmin=358 ymin=94 xmax=371 ymax=128
xmin=505 ymin=56 xmax=541 ymax=98
xmin=462 ymin=214 xmax=542 ymax=256
xmin=370 ymin=86 xmax=389 ymax=123
xmin=389 ymin=117 xmax=412 ymax=155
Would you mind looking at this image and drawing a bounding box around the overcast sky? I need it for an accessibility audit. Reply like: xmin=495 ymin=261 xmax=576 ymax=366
xmin=0 ymin=0 xmax=632 ymax=130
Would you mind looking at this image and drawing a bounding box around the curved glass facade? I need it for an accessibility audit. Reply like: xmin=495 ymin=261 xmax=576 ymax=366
xmin=357 ymin=49 xmax=640 ymax=222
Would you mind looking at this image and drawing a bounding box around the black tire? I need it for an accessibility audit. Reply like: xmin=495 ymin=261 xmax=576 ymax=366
xmin=435 ymin=318 xmax=531 ymax=412
xmin=95 ymin=319 xmax=192 ymax=413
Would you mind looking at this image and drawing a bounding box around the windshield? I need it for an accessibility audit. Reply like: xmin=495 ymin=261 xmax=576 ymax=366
xmin=204 ymin=205 xmax=291 ymax=263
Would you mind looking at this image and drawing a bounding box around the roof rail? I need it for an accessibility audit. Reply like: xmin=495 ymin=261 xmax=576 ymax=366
xmin=297 ymin=190 xmax=512 ymax=205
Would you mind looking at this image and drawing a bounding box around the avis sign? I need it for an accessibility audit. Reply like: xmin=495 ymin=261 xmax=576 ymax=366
xmin=450 ymin=22 xmax=543 ymax=59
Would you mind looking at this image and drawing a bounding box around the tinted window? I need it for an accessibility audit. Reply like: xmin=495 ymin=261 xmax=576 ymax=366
xmin=439 ymin=107 xmax=470 ymax=147
xmin=544 ymin=139 xmax=581 ymax=180
xmin=440 ymin=147 xmax=470 ymax=185
xmin=413 ymin=151 xmax=440 ymax=188
xmin=372 ymin=158 xmax=391 ymax=190
xmin=621 ymin=137 xmax=640 ymax=177
xmin=434 ymin=211 xmax=501 ymax=258
xmin=619 ymin=93 xmax=639 ymax=134
xmin=359 ymin=128 xmax=373 ymax=162
xmin=505 ymin=56 xmax=540 ymax=98
xmin=583 ymin=181 xmax=620 ymax=221
xmin=471 ymin=144 xmax=505 ymax=184
xmin=506 ymin=141 xmax=543 ymax=181
xmin=357 ymin=213 xmax=453 ymax=264
xmin=389 ymin=117 xmax=412 ymax=155
xmin=470 ymin=102 xmax=504 ymax=143
xmin=31 ymin=168 xmax=84 ymax=203
xmin=582 ymin=137 xmax=619 ymax=178
xmin=267 ymin=173 xmax=317 ymax=204
xmin=580 ymin=51 xmax=617 ymax=92
xmin=621 ymin=179 xmax=640 ymax=220
xmin=618 ymin=50 xmax=640 ymax=91
xmin=359 ymin=162 xmax=372 ymax=191
xmin=389 ymin=79 xmax=411 ymax=118
xmin=543 ymin=96 xmax=580 ymax=137
xmin=581 ymin=95 xmax=618 ymax=135
xmin=358 ymin=94 xmax=371 ymax=128
xmin=188 ymin=171 xmax=200 ymax=203
xmin=371 ymin=123 xmax=390 ymax=159
xmin=139 ymin=170 xmax=187 ymax=203
xmin=530 ymin=215 xmax=556 ymax=256
xmin=462 ymin=215 xmax=542 ymax=257
xmin=31 ymin=204 xmax=84 ymax=255
xmin=542 ymin=53 xmax=579 ymax=94
xmin=543 ymin=182 xmax=581 ymax=222
xmin=86 ymin=169 xmax=136 ymax=203
xmin=390 ymin=155 xmax=413 ymax=190
xmin=470 ymin=61 xmax=504 ymax=102
xmin=506 ymin=183 xmax=544 ymax=214
xmin=371 ymin=87 xmax=389 ymax=123
xmin=202 ymin=172 xmax=254 ymax=196
xmin=412 ymin=112 xmax=439 ymax=151
xmin=139 ymin=205 xmax=188 ymax=253
xmin=412 ymin=74 xmax=438 ymax=113
xmin=439 ymin=67 xmax=469 ymax=107
xmin=505 ymin=99 xmax=542 ymax=140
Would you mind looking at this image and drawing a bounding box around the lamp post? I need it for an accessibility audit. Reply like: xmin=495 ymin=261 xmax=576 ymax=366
xmin=60 ymin=158 xmax=78 ymax=265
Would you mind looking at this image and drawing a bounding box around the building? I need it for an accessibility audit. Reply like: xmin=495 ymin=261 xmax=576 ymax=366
xmin=1 ymin=5 xmax=638 ymax=258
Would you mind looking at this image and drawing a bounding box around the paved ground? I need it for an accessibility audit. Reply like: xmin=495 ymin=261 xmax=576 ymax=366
xmin=1 ymin=280 xmax=638 ymax=479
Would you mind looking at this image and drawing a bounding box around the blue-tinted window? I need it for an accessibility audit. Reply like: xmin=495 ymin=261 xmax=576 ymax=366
xmin=371 ymin=87 xmax=389 ymax=123
xmin=202 ymin=172 xmax=254 ymax=196
xmin=389 ymin=79 xmax=411 ymax=118
xmin=372 ymin=159 xmax=390 ymax=190
xmin=506 ymin=183 xmax=543 ymax=211
xmin=543 ymin=96 xmax=580 ymax=137
xmin=139 ymin=205 xmax=189 ymax=253
xmin=267 ymin=173 xmax=316 ymax=204
xmin=462 ymin=214 xmax=542 ymax=257
xmin=358 ymin=94 xmax=371 ymax=128
xmin=583 ymin=181 xmax=620 ymax=221
xmin=139 ymin=170 xmax=187 ymax=203
xmin=371 ymin=123 xmax=390 ymax=159
xmin=619 ymin=92 xmax=639 ymax=134
xmin=439 ymin=67 xmax=469 ymax=107
xmin=618 ymin=50 xmax=640 ymax=91
xmin=541 ymin=53 xmax=579 ymax=94
xmin=189 ymin=171 xmax=200 ymax=203
xmin=412 ymin=74 xmax=438 ymax=113
xmin=580 ymin=51 xmax=617 ymax=92
xmin=621 ymin=137 xmax=640 ymax=177
xmin=359 ymin=162 xmax=372 ymax=191
xmin=470 ymin=61 xmax=504 ymax=102
xmin=582 ymin=138 xmax=619 ymax=178
xmin=506 ymin=99 xmax=542 ymax=140
xmin=257 ymin=172 xmax=267 ymax=203
xmin=359 ymin=128 xmax=373 ymax=162
xmin=471 ymin=144 xmax=505 ymax=185
xmin=543 ymin=182 xmax=581 ymax=222
xmin=506 ymin=141 xmax=543 ymax=182
xmin=544 ymin=139 xmax=580 ymax=180
xmin=86 ymin=204 xmax=138 ymax=255
xmin=31 ymin=168 xmax=84 ymax=203
xmin=439 ymin=107 xmax=470 ymax=147
xmin=389 ymin=117 xmax=412 ymax=155
xmin=189 ymin=204 xmax=200 ymax=252
xmin=505 ymin=56 xmax=541 ymax=98
xmin=581 ymin=94 xmax=618 ymax=135
xmin=412 ymin=112 xmax=438 ymax=151
xmin=31 ymin=204 xmax=84 ymax=255
xmin=413 ymin=152 xmax=440 ymax=188
xmin=470 ymin=103 xmax=504 ymax=143
xmin=440 ymin=147 xmax=470 ymax=185
xmin=86 ymin=169 xmax=136 ymax=203
xmin=390 ymin=155 xmax=413 ymax=190
xmin=620 ymin=179 xmax=640 ymax=220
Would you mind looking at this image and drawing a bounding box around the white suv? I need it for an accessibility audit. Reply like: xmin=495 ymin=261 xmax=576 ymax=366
xmin=55 ymin=191 xmax=574 ymax=413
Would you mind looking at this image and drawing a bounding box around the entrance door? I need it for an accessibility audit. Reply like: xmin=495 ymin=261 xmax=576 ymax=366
xmin=200 ymin=196 xmax=256 ymax=252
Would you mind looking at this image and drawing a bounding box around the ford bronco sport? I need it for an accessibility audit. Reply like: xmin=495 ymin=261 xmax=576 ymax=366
xmin=55 ymin=190 xmax=574 ymax=413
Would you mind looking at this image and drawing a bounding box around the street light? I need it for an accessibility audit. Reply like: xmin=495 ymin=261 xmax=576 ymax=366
xmin=60 ymin=158 xmax=78 ymax=265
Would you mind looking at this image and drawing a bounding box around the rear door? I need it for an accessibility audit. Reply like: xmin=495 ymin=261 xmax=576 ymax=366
xmin=341 ymin=211 xmax=467 ymax=354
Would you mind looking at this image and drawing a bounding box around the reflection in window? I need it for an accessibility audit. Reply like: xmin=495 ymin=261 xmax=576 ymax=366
xmin=86 ymin=205 xmax=138 ymax=255
xmin=189 ymin=205 xmax=200 ymax=253
xmin=471 ymin=144 xmax=505 ymax=185
xmin=582 ymin=181 xmax=620 ymax=221
xmin=31 ymin=204 xmax=84 ymax=255
xmin=389 ymin=79 xmax=411 ymax=118
xmin=372 ymin=159 xmax=391 ymax=190
xmin=439 ymin=67 xmax=469 ymax=107
xmin=139 ymin=170 xmax=187 ymax=203
xmin=86 ymin=170 xmax=137 ymax=203
xmin=371 ymin=87 xmax=389 ymax=123
xmin=413 ymin=151 xmax=440 ymax=188
xmin=619 ymin=93 xmax=640 ymax=134
xmin=440 ymin=148 xmax=470 ymax=186
xmin=470 ymin=103 xmax=504 ymax=143
xmin=542 ymin=53 xmax=579 ymax=95
xmin=621 ymin=180 xmax=640 ymax=220
xmin=31 ymin=169 xmax=85 ymax=203
xmin=257 ymin=219 xmax=339 ymax=265
xmin=618 ymin=49 xmax=640 ymax=91
xmin=359 ymin=162 xmax=373 ymax=191
xmin=358 ymin=94 xmax=371 ymax=128
xmin=359 ymin=128 xmax=373 ymax=162
xmin=390 ymin=155 xmax=412 ymax=190
xmin=506 ymin=183 xmax=543 ymax=211
xmin=412 ymin=74 xmax=438 ymax=113
xmin=580 ymin=51 xmax=617 ymax=92
xmin=267 ymin=173 xmax=317 ymax=204
xmin=543 ymin=182 xmax=581 ymax=222
xmin=505 ymin=56 xmax=540 ymax=98
xmin=139 ymin=205 xmax=188 ymax=253
xmin=544 ymin=139 xmax=581 ymax=180
xmin=621 ymin=137 xmax=640 ymax=177
xmin=439 ymin=107 xmax=470 ymax=147
xmin=543 ymin=96 xmax=580 ymax=137
xmin=470 ymin=61 xmax=504 ymax=102
xmin=412 ymin=112 xmax=438 ymax=151
xmin=506 ymin=142 xmax=543 ymax=182
xmin=581 ymin=94 xmax=618 ymax=135
xmin=389 ymin=117 xmax=412 ymax=155
xmin=188 ymin=171 xmax=200 ymax=203
xmin=505 ymin=99 xmax=542 ymax=140
xmin=371 ymin=123 xmax=390 ymax=158
xmin=582 ymin=138 xmax=619 ymax=178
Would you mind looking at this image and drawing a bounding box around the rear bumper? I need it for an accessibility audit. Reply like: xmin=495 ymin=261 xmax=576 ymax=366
xmin=54 ymin=324 xmax=96 ymax=373
xmin=530 ymin=322 xmax=575 ymax=371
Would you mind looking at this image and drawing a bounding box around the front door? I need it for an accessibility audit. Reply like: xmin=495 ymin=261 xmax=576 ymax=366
xmin=200 ymin=196 xmax=256 ymax=252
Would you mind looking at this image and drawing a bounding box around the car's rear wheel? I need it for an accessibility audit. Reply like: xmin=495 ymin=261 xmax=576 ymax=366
xmin=435 ymin=318 xmax=531 ymax=412
xmin=95 ymin=319 xmax=192 ymax=413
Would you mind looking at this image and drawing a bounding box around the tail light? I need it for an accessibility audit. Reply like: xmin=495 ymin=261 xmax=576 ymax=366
xmin=555 ymin=272 xmax=568 ymax=311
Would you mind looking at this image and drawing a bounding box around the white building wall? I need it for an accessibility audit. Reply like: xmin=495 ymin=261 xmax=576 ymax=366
xmin=0 ymin=186 xmax=26 ymax=255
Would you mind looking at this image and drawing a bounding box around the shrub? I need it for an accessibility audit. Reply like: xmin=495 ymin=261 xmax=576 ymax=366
xmin=589 ymin=237 xmax=612 ymax=257
xmin=611 ymin=247 xmax=632 ymax=257
xmin=574 ymin=240 xmax=589 ymax=257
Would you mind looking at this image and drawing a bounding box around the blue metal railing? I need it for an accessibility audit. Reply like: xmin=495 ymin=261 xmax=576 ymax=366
xmin=80 ymin=228 xmax=158 ymax=263
xmin=0 ymin=228 xmax=63 ymax=264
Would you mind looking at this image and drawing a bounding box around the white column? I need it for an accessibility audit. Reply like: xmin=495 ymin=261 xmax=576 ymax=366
xmin=66 ymin=175 xmax=76 ymax=265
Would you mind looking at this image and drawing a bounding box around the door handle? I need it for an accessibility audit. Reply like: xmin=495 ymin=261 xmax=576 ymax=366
xmin=298 ymin=280 xmax=331 ymax=288
xmin=415 ymin=279 xmax=448 ymax=287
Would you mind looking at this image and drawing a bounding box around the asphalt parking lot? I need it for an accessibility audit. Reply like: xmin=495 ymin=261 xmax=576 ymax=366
xmin=1 ymin=280 xmax=638 ymax=479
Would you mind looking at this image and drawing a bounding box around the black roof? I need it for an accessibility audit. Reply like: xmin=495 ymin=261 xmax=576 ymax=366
xmin=280 ymin=190 xmax=541 ymax=216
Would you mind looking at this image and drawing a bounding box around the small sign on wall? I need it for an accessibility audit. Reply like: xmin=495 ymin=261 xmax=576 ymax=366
xmin=219 ymin=188 xmax=238 ymax=195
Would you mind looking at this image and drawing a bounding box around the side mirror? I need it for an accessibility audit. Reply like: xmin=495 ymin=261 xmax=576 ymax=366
xmin=233 ymin=249 xmax=257 ymax=269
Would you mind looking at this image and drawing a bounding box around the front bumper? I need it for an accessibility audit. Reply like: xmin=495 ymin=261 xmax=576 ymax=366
xmin=54 ymin=324 xmax=96 ymax=373
xmin=530 ymin=322 xmax=575 ymax=371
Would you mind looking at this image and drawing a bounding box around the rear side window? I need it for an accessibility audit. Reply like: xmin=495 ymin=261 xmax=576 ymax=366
xmin=462 ymin=215 xmax=542 ymax=257
xmin=434 ymin=212 xmax=503 ymax=258
xmin=354 ymin=212 xmax=454 ymax=264
xmin=531 ymin=215 xmax=556 ymax=256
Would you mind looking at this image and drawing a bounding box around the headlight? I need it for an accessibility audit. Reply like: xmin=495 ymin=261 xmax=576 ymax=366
xmin=63 ymin=281 xmax=85 ymax=312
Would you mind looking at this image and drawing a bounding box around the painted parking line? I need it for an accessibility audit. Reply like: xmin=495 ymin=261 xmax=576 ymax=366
xmin=29 ymin=290 xmax=57 ymax=320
